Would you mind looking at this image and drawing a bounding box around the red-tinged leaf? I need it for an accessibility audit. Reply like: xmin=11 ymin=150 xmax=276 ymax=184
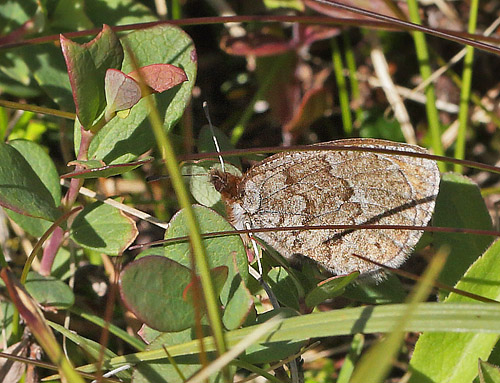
xmin=182 ymin=266 xmax=228 ymax=304
xmin=298 ymin=24 xmax=341 ymax=47
xmin=60 ymin=34 xmax=100 ymax=128
xmin=304 ymin=0 xmax=410 ymax=20
xmin=77 ymin=24 xmax=197 ymax=164
xmin=220 ymin=32 xmax=293 ymax=57
xmin=283 ymin=87 xmax=333 ymax=134
xmin=256 ymin=52 xmax=299 ymax=126
xmin=128 ymin=64 xmax=188 ymax=94
xmin=60 ymin=25 xmax=123 ymax=128
xmin=119 ymin=256 xmax=197 ymax=332
xmin=163 ymin=205 xmax=252 ymax=330
xmin=0 ymin=10 xmax=44 ymax=46
xmin=105 ymin=68 xmax=141 ymax=116
xmin=62 ymin=157 xmax=153 ymax=179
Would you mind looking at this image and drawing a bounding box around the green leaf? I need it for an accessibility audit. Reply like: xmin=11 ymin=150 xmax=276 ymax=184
xmin=342 ymin=273 xmax=406 ymax=304
xmin=433 ymin=173 xmax=493 ymax=295
xmin=267 ymin=267 xmax=300 ymax=311
xmin=0 ymin=143 xmax=60 ymax=221
xmin=120 ymin=256 xmax=197 ymax=332
xmin=0 ymin=51 xmax=37 ymax=97
xmin=305 ymin=272 xmax=359 ymax=308
xmin=71 ymin=201 xmax=138 ymax=255
xmin=5 ymin=140 xmax=61 ymax=236
xmin=408 ymin=239 xmax=500 ymax=383
xmin=61 ymin=25 xmax=123 ymax=128
xmin=79 ymin=24 xmax=197 ymax=164
xmin=25 ymin=271 xmax=74 ymax=309
xmin=0 ymin=0 xmax=38 ymax=35
xmin=84 ymin=0 xmax=157 ymax=26
xmin=162 ymin=205 xmax=252 ymax=330
xmin=479 ymin=360 xmax=500 ymax=383
xmin=62 ymin=157 xmax=152 ymax=179
xmin=8 ymin=140 xmax=61 ymax=204
xmin=51 ymin=0 xmax=94 ymax=31
xmin=18 ymin=44 xmax=74 ymax=111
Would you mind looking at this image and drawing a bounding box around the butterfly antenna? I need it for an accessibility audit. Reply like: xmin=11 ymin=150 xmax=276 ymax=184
xmin=203 ymin=101 xmax=225 ymax=172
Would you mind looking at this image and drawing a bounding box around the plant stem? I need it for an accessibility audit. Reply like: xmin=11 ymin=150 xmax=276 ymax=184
xmin=332 ymin=37 xmax=353 ymax=136
xmin=406 ymin=0 xmax=445 ymax=170
xmin=454 ymin=0 xmax=479 ymax=173
xmin=343 ymin=33 xmax=363 ymax=127
xmin=39 ymin=127 xmax=94 ymax=276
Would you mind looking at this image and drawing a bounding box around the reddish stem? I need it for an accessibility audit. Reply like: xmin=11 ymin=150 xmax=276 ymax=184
xmin=39 ymin=226 xmax=64 ymax=276
xmin=39 ymin=126 xmax=94 ymax=275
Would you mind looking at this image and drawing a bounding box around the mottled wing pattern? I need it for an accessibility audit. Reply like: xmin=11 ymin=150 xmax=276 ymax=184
xmin=238 ymin=139 xmax=440 ymax=275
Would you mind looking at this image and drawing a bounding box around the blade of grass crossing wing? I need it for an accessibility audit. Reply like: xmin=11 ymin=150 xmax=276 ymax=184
xmin=349 ymin=247 xmax=448 ymax=383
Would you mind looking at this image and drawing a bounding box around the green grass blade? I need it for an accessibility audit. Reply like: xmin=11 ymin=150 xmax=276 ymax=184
xmin=406 ymin=0 xmax=445 ymax=168
xmin=350 ymin=248 xmax=448 ymax=383
xmin=331 ymin=37 xmax=353 ymax=135
xmin=454 ymin=0 xmax=479 ymax=173
xmin=67 ymin=302 xmax=500 ymax=376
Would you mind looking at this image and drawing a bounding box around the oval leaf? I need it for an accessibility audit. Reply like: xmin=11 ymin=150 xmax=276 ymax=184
xmin=6 ymin=139 xmax=61 ymax=236
xmin=162 ymin=205 xmax=252 ymax=330
xmin=120 ymin=256 xmax=196 ymax=332
xmin=128 ymin=63 xmax=187 ymax=93
xmin=0 ymin=143 xmax=60 ymax=221
xmin=25 ymin=271 xmax=74 ymax=309
xmin=71 ymin=201 xmax=138 ymax=255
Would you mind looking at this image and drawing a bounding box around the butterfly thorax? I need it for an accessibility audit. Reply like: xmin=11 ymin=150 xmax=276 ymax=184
xmin=209 ymin=168 xmax=250 ymax=231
